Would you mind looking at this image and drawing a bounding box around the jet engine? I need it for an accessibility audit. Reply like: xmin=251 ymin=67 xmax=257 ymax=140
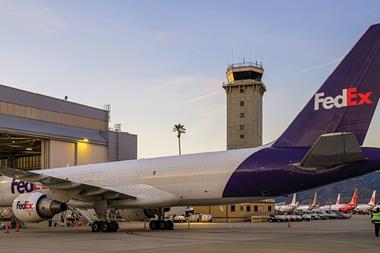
xmin=12 ymin=192 xmax=67 ymax=223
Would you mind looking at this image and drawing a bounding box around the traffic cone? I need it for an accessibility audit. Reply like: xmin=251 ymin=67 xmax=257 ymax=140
xmin=15 ymin=223 xmax=19 ymax=232
xmin=5 ymin=223 xmax=9 ymax=233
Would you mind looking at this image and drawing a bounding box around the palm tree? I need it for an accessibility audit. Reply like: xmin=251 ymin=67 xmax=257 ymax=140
xmin=172 ymin=123 xmax=186 ymax=155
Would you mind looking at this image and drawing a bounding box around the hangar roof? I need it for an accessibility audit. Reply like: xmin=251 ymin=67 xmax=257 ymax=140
xmin=0 ymin=84 xmax=107 ymax=121
xmin=0 ymin=114 xmax=107 ymax=144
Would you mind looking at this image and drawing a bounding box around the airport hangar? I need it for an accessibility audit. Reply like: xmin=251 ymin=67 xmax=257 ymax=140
xmin=0 ymin=84 xmax=137 ymax=171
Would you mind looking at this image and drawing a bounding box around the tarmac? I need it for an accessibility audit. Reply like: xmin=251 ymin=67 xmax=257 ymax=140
xmin=0 ymin=215 xmax=379 ymax=253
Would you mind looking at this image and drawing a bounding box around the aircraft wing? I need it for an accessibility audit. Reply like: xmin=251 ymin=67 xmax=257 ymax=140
xmin=0 ymin=165 xmax=135 ymax=201
xmin=0 ymin=165 xmax=179 ymax=206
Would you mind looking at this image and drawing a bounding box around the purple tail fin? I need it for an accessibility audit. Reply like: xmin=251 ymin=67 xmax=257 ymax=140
xmin=274 ymin=24 xmax=380 ymax=147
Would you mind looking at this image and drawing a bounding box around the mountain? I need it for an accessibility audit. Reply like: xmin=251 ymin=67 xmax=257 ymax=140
xmin=280 ymin=172 xmax=380 ymax=205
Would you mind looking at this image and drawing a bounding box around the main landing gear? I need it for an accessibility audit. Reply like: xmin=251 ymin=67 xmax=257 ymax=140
xmin=149 ymin=208 xmax=174 ymax=230
xmin=149 ymin=220 xmax=174 ymax=230
xmin=91 ymin=200 xmax=119 ymax=232
xmin=91 ymin=220 xmax=119 ymax=233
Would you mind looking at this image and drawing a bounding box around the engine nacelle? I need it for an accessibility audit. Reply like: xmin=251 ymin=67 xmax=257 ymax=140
xmin=120 ymin=208 xmax=170 ymax=221
xmin=12 ymin=192 xmax=67 ymax=223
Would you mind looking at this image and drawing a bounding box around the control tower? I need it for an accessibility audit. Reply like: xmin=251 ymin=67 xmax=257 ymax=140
xmin=223 ymin=61 xmax=266 ymax=150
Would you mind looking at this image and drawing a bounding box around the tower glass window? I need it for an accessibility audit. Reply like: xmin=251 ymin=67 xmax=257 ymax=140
xmin=240 ymin=134 xmax=244 ymax=139
xmin=240 ymin=101 xmax=244 ymax=106
xmin=240 ymin=113 xmax=244 ymax=118
xmin=240 ymin=125 xmax=244 ymax=130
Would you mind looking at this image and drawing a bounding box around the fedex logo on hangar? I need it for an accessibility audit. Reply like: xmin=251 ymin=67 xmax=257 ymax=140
xmin=314 ymin=88 xmax=372 ymax=110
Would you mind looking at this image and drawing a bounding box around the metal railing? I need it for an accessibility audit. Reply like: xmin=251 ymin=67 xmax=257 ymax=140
xmin=227 ymin=61 xmax=263 ymax=71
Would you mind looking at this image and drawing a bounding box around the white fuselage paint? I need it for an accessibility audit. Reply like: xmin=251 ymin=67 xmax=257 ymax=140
xmin=0 ymin=176 xmax=48 ymax=207
xmin=0 ymin=146 xmax=267 ymax=208
xmin=0 ymin=177 xmax=15 ymax=206
xmin=354 ymin=204 xmax=375 ymax=213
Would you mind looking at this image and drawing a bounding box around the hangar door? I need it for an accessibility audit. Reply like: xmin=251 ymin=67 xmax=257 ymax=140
xmin=0 ymin=133 xmax=42 ymax=170
xmin=46 ymin=140 xmax=107 ymax=168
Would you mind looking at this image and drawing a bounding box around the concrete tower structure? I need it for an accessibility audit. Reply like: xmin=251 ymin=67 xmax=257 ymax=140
xmin=194 ymin=62 xmax=272 ymax=220
xmin=223 ymin=61 xmax=266 ymax=150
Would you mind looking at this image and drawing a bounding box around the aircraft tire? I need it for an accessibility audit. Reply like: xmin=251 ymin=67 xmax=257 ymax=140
xmin=165 ymin=220 xmax=174 ymax=230
xmin=91 ymin=221 xmax=101 ymax=232
xmin=100 ymin=221 xmax=110 ymax=232
xmin=149 ymin=220 xmax=159 ymax=230
xmin=159 ymin=220 xmax=167 ymax=230
xmin=110 ymin=221 xmax=119 ymax=232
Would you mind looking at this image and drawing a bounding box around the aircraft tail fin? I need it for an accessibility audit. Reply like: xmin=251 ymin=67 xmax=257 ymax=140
xmin=311 ymin=192 xmax=318 ymax=208
xmin=291 ymin=193 xmax=297 ymax=206
xmin=273 ymin=24 xmax=380 ymax=148
xmin=349 ymin=189 xmax=358 ymax=205
xmin=369 ymin=190 xmax=376 ymax=206
xmin=336 ymin=193 xmax=341 ymax=205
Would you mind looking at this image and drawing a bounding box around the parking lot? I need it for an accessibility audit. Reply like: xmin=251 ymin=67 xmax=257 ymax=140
xmin=0 ymin=215 xmax=378 ymax=253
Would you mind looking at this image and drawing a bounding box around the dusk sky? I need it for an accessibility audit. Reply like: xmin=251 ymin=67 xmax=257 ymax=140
xmin=0 ymin=0 xmax=379 ymax=158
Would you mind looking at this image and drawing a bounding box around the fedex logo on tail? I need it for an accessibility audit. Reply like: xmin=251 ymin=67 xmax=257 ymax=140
xmin=314 ymin=88 xmax=372 ymax=110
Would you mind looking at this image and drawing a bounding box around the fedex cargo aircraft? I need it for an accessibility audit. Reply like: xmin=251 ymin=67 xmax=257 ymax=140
xmin=1 ymin=23 xmax=380 ymax=232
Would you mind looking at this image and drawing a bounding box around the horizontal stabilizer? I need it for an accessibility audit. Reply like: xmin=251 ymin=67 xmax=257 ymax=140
xmin=299 ymin=132 xmax=365 ymax=168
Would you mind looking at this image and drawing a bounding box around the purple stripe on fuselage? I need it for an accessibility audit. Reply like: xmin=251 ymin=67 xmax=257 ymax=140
xmin=223 ymin=147 xmax=380 ymax=198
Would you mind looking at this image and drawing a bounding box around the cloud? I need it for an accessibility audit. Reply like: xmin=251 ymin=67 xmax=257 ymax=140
xmin=169 ymin=89 xmax=224 ymax=109
xmin=296 ymin=55 xmax=344 ymax=74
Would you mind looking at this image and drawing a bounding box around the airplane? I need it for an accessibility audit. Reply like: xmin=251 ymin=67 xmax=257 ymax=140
xmin=275 ymin=193 xmax=298 ymax=213
xmin=297 ymin=192 xmax=318 ymax=212
xmin=320 ymin=193 xmax=341 ymax=210
xmin=354 ymin=190 xmax=376 ymax=214
xmin=325 ymin=189 xmax=358 ymax=213
xmin=336 ymin=189 xmax=358 ymax=213
xmin=1 ymin=23 xmax=380 ymax=232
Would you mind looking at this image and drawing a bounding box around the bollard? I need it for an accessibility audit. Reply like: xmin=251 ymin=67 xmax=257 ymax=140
xmin=5 ymin=223 xmax=9 ymax=233
xmin=187 ymin=220 xmax=191 ymax=229
xmin=288 ymin=216 xmax=291 ymax=228
xmin=229 ymin=220 xmax=233 ymax=229
xmin=15 ymin=223 xmax=20 ymax=232
xmin=144 ymin=219 xmax=147 ymax=230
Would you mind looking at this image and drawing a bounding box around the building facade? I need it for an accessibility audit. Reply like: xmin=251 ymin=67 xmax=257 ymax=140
xmin=0 ymin=84 xmax=137 ymax=170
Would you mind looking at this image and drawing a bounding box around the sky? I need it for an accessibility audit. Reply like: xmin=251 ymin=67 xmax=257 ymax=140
xmin=0 ymin=0 xmax=379 ymax=158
